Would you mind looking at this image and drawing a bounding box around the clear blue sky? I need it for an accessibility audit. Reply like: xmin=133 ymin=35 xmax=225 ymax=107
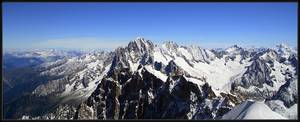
xmin=3 ymin=2 xmax=298 ymax=50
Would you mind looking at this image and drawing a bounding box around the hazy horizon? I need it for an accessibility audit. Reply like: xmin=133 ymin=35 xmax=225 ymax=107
xmin=3 ymin=37 xmax=297 ymax=52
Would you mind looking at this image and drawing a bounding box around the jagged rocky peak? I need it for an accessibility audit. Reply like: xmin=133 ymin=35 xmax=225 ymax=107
xmin=109 ymin=37 xmax=156 ymax=74
xmin=257 ymin=44 xmax=296 ymax=65
xmin=276 ymin=43 xmax=292 ymax=54
xmin=271 ymin=78 xmax=298 ymax=108
xmin=231 ymin=44 xmax=241 ymax=49
xmin=225 ymin=45 xmax=244 ymax=54
xmin=275 ymin=44 xmax=297 ymax=62
xmin=265 ymin=78 xmax=298 ymax=119
xmin=231 ymin=57 xmax=274 ymax=100
xmin=189 ymin=44 xmax=201 ymax=50
xmin=165 ymin=60 xmax=180 ymax=76
xmin=258 ymin=48 xmax=278 ymax=62
xmin=245 ymin=57 xmax=273 ymax=87
xmin=188 ymin=45 xmax=204 ymax=54
xmin=188 ymin=44 xmax=216 ymax=63
xmin=162 ymin=41 xmax=179 ymax=52
xmin=127 ymin=37 xmax=154 ymax=54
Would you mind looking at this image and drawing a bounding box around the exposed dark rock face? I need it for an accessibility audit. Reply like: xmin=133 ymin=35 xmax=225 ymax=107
xmin=211 ymin=49 xmax=226 ymax=59
xmin=239 ymin=58 xmax=273 ymax=88
xmin=76 ymin=77 xmax=120 ymax=119
xmin=288 ymin=54 xmax=298 ymax=75
xmin=165 ymin=60 xmax=181 ymax=76
xmin=74 ymin=65 xmax=242 ymax=120
xmin=270 ymin=78 xmax=298 ymax=108
xmin=201 ymin=83 xmax=217 ymax=99
xmin=74 ymin=67 xmax=233 ymax=120
xmin=152 ymin=76 xmax=203 ymax=119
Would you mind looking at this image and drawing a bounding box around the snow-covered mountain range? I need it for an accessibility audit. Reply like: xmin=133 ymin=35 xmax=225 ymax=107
xmin=3 ymin=37 xmax=298 ymax=120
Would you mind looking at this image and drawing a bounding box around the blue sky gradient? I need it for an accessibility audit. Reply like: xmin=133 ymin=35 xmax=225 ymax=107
xmin=3 ymin=2 xmax=297 ymax=49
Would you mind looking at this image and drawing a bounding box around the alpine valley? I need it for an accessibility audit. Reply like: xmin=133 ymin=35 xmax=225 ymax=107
xmin=3 ymin=37 xmax=298 ymax=120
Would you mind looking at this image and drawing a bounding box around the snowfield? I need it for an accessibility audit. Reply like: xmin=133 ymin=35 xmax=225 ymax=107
xmin=222 ymin=100 xmax=287 ymax=119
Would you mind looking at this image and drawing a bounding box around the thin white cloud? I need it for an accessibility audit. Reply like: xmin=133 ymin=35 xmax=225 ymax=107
xmin=33 ymin=37 xmax=129 ymax=50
